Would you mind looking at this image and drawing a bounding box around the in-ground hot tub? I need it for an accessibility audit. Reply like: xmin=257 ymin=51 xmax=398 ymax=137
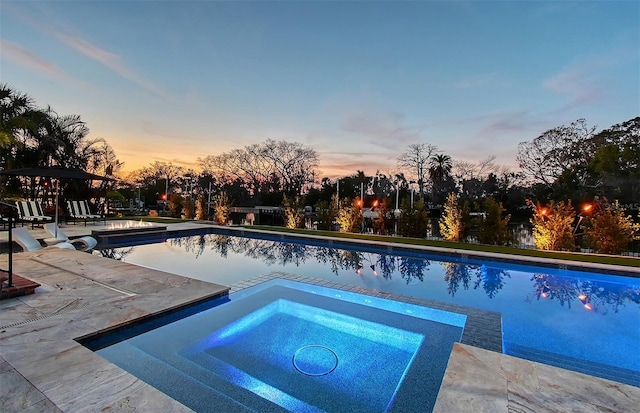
xmin=84 ymin=279 xmax=467 ymax=412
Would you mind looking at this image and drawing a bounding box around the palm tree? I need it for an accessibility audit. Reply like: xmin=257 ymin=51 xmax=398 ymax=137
xmin=429 ymin=153 xmax=453 ymax=183
xmin=0 ymin=85 xmax=49 ymax=198
xmin=0 ymin=84 xmax=41 ymax=152
xmin=429 ymin=153 xmax=453 ymax=204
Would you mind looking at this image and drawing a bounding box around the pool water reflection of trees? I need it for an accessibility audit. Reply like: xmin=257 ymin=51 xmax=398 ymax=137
xmin=98 ymin=233 xmax=640 ymax=315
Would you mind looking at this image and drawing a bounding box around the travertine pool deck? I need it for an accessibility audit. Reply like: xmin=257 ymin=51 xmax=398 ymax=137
xmin=1 ymin=223 xmax=639 ymax=412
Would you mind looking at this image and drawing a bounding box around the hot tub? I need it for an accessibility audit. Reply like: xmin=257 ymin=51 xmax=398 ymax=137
xmin=86 ymin=279 xmax=466 ymax=412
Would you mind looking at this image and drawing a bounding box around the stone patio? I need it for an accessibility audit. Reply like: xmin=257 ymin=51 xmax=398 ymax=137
xmin=0 ymin=223 xmax=638 ymax=412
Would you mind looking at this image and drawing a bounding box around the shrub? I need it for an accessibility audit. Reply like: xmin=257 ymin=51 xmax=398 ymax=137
xmin=168 ymin=194 xmax=183 ymax=218
xmin=584 ymin=200 xmax=639 ymax=255
xmin=440 ymin=193 xmax=466 ymax=242
xmin=398 ymin=198 xmax=430 ymax=238
xmin=528 ymin=199 xmax=575 ymax=251
xmin=183 ymin=196 xmax=194 ymax=219
xmin=283 ymin=195 xmax=306 ymax=229
xmin=336 ymin=197 xmax=363 ymax=233
xmin=315 ymin=195 xmax=338 ymax=231
xmin=477 ymin=197 xmax=511 ymax=245
xmin=195 ymin=194 xmax=206 ymax=220
xmin=212 ymin=192 xmax=232 ymax=225
xmin=372 ymin=198 xmax=392 ymax=235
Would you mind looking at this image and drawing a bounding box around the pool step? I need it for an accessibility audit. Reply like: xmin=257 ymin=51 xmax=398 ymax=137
xmin=504 ymin=342 xmax=639 ymax=387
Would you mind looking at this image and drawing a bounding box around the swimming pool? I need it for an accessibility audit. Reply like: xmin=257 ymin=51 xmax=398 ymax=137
xmin=96 ymin=229 xmax=640 ymax=387
xmin=90 ymin=279 xmax=466 ymax=412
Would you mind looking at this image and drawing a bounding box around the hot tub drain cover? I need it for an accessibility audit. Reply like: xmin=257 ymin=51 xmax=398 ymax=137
xmin=293 ymin=345 xmax=338 ymax=376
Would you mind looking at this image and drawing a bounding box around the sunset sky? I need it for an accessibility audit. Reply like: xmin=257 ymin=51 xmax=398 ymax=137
xmin=1 ymin=1 xmax=638 ymax=178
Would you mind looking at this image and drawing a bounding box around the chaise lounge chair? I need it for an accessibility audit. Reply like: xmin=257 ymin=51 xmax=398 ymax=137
xmin=12 ymin=227 xmax=75 ymax=252
xmin=15 ymin=200 xmax=53 ymax=228
xmin=66 ymin=200 xmax=104 ymax=225
xmin=43 ymin=223 xmax=98 ymax=252
xmin=0 ymin=210 xmax=16 ymax=230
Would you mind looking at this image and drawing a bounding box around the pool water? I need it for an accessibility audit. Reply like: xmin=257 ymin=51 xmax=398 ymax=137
xmin=93 ymin=280 xmax=465 ymax=412
xmin=96 ymin=230 xmax=640 ymax=386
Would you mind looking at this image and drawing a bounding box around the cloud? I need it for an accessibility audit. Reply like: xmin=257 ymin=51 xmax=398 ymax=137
xmin=342 ymin=109 xmax=424 ymax=150
xmin=542 ymin=67 xmax=605 ymax=111
xmin=5 ymin=3 xmax=169 ymax=99
xmin=426 ymin=110 xmax=546 ymax=141
xmin=474 ymin=111 xmax=545 ymax=139
xmin=0 ymin=39 xmax=80 ymax=85
xmin=541 ymin=41 xmax=638 ymax=112
xmin=51 ymin=32 xmax=170 ymax=99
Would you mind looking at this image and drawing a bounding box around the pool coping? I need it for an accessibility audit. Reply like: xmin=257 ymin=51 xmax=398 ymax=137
xmin=1 ymin=247 xmax=639 ymax=412
xmin=0 ymin=248 xmax=229 ymax=412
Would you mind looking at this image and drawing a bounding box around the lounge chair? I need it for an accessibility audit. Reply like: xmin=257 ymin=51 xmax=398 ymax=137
xmin=66 ymin=200 xmax=104 ymax=225
xmin=0 ymin=210 xmax=16 ymax=229
xmin=12 ymin=227 xmax=75 ymax=252
xmin=15 ymin=200 xmax=53 ymax=228
xmin=43 ymin=223 xmax=98 ymax=252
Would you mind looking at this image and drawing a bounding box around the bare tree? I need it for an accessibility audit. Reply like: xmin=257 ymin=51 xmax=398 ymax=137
xmin=221 ymin=147 xmax=269 ymax=195
xmin=517 ymin=119 xmax=596 ymax=186
xmin=397 ymin=143 xmax=438 ymax=197
xmin=198 ymin=139 xmax=319 ymax=199
xmin=260 ymin=139 xmax=319 ymax=195
xmin=452 ymin=156 xmax=499 ymax=183
xmin=451 ymin=160 xmax=476 ymax=184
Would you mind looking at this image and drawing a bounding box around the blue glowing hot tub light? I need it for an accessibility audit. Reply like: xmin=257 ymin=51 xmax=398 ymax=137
xmin=95 ymin=279 xmax=466 ymax=412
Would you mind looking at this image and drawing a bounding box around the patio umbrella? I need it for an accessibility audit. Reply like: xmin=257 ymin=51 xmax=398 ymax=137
xmin=0 ymin=166 xmax=113 ymax=290
xmin=0 ymin=166 xmax=114 ymax=236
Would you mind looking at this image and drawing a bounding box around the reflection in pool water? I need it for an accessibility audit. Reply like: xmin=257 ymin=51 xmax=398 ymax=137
xmin=97 ymin=231 xmax=640 ymax=386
